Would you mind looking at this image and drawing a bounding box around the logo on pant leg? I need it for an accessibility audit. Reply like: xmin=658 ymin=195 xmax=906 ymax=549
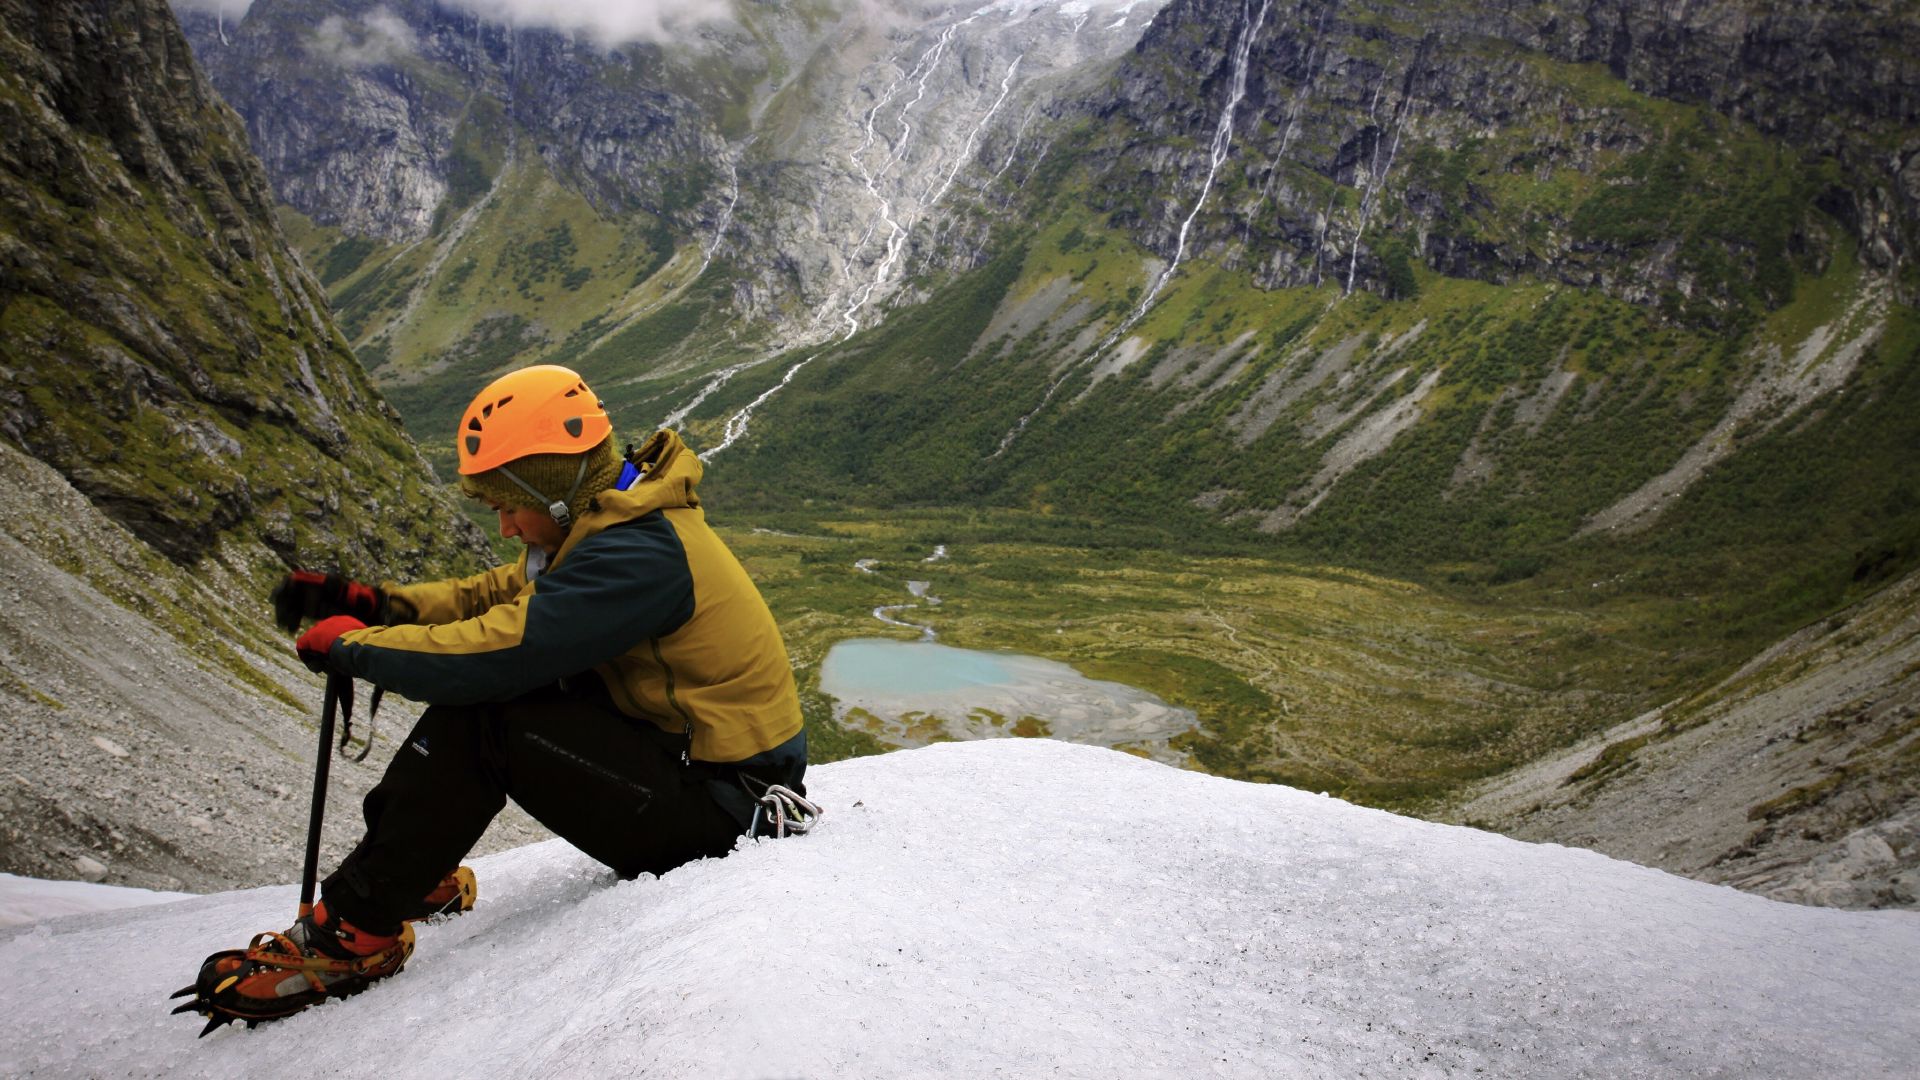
xmin=410 ymin=737 xmax=430 ymax=757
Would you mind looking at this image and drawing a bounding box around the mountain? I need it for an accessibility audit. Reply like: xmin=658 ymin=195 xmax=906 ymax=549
xmin=0 ymin=0 xmax=488 ymax=572
xmin=1098 ymin=0 xmax=1919 ymax=304
xmin=697 ymin=0 xmax=1917 ymax=554
xmin=165 ymin=0 xmax=1920 ymax=906
xmin=0 ymin=0 xmax=530 ymax=891
xmin=175 ymin=0 xmax=1171 ymax=475
xmin=0 ymin=441 xmax=550 ymax=894
xmin=164 ymin=0 xmax=1920 ymax=558
xmin=1455 ymin=564 xmax=1920 ymax=910
xmin=4 ymin=740 xmax=1918 ymax=1075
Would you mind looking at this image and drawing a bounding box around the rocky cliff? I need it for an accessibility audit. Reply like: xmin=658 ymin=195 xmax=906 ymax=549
xmin=0 ymin=0 xmax=486 ymax=573
xmin=0 ymin=0 xmax=511 ymax=891
xmin=180 ymin=0 xmax=727 ymax=243
xmin=0 ymin=441 xmax=547 ymax=893
xmin=1088 ymin=0 xmax=1918 ymax=311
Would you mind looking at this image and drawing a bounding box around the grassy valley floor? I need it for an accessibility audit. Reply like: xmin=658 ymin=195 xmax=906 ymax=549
xmin=718 ymin=507 xmax=1668 ymax=815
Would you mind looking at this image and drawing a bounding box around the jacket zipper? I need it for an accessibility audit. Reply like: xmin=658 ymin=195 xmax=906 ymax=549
xmin=650 ymin=638 xmax=697 ymax=765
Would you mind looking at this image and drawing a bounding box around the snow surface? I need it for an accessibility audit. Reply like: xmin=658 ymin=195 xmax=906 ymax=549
xmin=2 ymin=740 xmax=1916 ymax=1078
xmin=0 ymin=874 xmax=192 ymax=930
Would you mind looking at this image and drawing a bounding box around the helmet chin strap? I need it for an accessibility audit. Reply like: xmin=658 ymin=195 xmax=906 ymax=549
xmin=496 ymin=456 xmax=590 ymax=528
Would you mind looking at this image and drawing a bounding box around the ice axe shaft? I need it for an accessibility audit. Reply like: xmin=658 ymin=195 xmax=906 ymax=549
xmin=299 ymin=672 xmax=346 ymax=918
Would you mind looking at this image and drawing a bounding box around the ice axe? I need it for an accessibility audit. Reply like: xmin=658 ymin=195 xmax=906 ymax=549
xmin=300 ymin=671 xmax=378 ymax=914
xmin=170 ymin=671 xmax=381 ymax=1034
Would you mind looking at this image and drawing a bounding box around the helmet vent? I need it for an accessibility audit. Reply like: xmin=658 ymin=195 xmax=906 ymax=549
xmin=466 ymin=435 xmax=481 ymax=455
xmin=468 ymin=416 xmax=483 ymax=431
xmin=563 ymin=417 xmax=584 ymax=437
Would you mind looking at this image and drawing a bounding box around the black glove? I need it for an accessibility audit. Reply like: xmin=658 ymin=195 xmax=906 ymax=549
xmin=270 ymin=570 xmax=386 ymax=633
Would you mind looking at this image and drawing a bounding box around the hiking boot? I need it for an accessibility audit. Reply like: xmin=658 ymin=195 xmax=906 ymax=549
xmin=404 ymin=865 xmax=477 ymax=923
xmin=170 ymin=902 xmax=413 ymax=1034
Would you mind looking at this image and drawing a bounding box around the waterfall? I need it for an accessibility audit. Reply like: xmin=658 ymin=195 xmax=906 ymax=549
xmin=697 ymin=8 xmax=1057 ymax=460
xmin=1344 ymin=73 xmax=1412 ymax=296
xmin=994 ymin=0 xmax=1271 ymax=457
xmin=1244 ymin=6 xmax=1331 ymax=248
xmin=700 ymin=142 xmax=748 ymax=279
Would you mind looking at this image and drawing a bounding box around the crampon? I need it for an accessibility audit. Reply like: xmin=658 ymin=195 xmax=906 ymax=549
xmin=169 ymin=867 xmax=472 ymax=1035
xmin=168 ymin=910 xmax=414 ymax=1036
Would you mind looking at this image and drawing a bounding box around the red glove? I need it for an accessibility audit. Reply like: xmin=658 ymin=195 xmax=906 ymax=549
xmin=296 ymin=615 xmax=365 ymax=674
xmin=271 ymin=571 xmax=386 ymax=633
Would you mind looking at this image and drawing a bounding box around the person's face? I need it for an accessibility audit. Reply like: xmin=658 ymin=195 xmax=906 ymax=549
xmin=493 ymin=503 xmax=566 ymax=556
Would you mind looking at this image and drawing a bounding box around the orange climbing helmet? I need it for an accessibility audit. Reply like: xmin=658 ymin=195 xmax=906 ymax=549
xmin=456 ymin=365 xmax=611 ymax=475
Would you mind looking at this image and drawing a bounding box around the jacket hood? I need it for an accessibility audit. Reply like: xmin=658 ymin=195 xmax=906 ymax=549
xmin=551 ymin=429 xmax=702 ymax=563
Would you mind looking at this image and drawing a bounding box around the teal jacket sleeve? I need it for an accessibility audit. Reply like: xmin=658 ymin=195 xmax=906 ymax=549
xmin=331 ymin=513 xmax=696 ymax=705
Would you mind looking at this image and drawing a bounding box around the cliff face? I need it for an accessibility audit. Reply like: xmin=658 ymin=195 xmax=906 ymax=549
xmin=0 ymin=0 xmax=510 ymax=892
xmin=180 ymin=0 xmax=726 ymax=244
xmin=1091 ymin=0 xmax=1918 ymax=310
xmin=172 ymin=0 xmax=1170 ymax=426
xmin=1543 ymin=0 xmax=1918 ymax=267
xmin=0 ymin=0 xmax=485 ymax=574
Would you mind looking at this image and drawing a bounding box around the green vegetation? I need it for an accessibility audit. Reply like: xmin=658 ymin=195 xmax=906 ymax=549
xmin=270 ymin=12 xmax=1919 ymax=821
xmin=317 ymin=235 xmax=379 ymax=285
xmin=383 ymin=315 xmax=540 ymax=462
xmin=500 ymin=223 xmax=582 ymax=298
xmin=1567 ymin=121 xmax=1815 ymax=319
xmin=721 ymin=511 xmax=1658 ymax=810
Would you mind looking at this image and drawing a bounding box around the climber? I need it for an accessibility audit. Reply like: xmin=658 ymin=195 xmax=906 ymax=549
xmin=176 ymin=364 xmax=809 ymax=1027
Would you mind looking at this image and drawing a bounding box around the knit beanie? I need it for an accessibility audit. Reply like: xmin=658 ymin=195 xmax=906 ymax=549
xmin=459 ymin=434 xmax=622 ymax=525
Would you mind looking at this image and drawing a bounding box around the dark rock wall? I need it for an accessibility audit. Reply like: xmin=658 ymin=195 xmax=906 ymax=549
xmin=181 ymin=0 xmax=724 ymax=242
xmin=0 ymin=0 xmax=487 ymax=576
xmin=1095 ymin=0 xmax=1917 ymax=306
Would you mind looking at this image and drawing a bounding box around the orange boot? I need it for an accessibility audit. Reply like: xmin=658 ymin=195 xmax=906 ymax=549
xmin=405 ymin=866 xmax=477 ymax=922
xmin=171 ymin=902 xmax=412 ymax=1034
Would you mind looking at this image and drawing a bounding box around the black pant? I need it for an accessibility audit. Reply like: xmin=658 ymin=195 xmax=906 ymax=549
xmin=322 ymin=691 xmax=743 ymax=934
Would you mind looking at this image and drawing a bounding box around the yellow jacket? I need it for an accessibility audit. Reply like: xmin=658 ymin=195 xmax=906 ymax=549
xmin=333 ymin=430 xmax=802 ymax=763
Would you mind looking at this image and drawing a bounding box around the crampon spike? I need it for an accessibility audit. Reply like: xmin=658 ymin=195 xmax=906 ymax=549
xmin=201 ymin=1014 xmax=237 ymax=1037
xmin=170 ymin=989 xmax=236 ymax=1037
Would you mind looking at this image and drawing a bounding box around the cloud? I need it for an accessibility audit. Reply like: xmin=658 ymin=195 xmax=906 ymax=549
xmin=438 ymin=0 xmax=738 ymax=45
xmin=309 ymin=8 xmax=419 ymax=67
xmin=172 ymin=1 xmax=739 ymax=46
xmin=169 ymin=0 xmax=257 ymax=15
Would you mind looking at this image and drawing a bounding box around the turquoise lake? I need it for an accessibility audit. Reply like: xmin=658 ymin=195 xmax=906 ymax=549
xmin=819 ymin=638 xmax=1195 ymax=763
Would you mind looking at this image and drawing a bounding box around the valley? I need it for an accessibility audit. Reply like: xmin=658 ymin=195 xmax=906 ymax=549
xmin=213 ymin=0 xmax=1920 ymax=908
xmin=2 ymin=0 xmax=1914 ymax=911
xmin=728 ymin=509 xmax=1651 ymax=805
xmin=713 ymin=506 xmax=1920 ymax=905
